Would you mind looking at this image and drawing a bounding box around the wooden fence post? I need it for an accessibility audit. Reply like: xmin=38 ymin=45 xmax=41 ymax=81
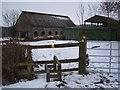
xmin=53 ymin=56 xmax=56 ymax=71
xmin=54 ymin=55 xmax=62 ymax=81
xmin=58 ymin=64 xmax=62 ymax=81
xmin=27 ymin=47 xmax=33 ymax=80
xmin=45 ymin=65 xmax=50 ymax=82
xmin=78 ymin=36 xmax=86 ymax=74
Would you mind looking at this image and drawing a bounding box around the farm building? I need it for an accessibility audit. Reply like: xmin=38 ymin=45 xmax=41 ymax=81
xmin=63 ymin=15 xmax=120 ymax=41
xmin=15 ymin=11 xmax=75 ymax=40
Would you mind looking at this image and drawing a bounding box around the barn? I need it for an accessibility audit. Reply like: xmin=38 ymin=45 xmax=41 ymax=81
xmin=63 ymin=15 xmax=120 ymax=41
xmin=15 ymin=11 xmax=75 ymax=40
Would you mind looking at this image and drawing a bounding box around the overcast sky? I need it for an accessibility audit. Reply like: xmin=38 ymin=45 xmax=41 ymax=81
xmin=0 ymin=1 xmax=102 ymax=26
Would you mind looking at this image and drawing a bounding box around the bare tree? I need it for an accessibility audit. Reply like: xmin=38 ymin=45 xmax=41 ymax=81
xmin=88 ymin=3 xmax=93 ymax=16
xmin=88 ymin=3 xmax=100 ymax=16
xmin=79 ymin=2 xmax=85 ymax=25
xmin=75 ymin=2 xmax=85 ymax=25
xmin=92 ymin=4 xmax=99 ymax=15
xmin=100 ymin=1 xmax=115 ymax=17
xmin=2 ymin=9 xmax=20 ymax=27
xmin=99 ymin=1 xmax=120 ymax=19
xmin=2 ymin=9 xmax=21 ymax=37
xmin=113 ymin=1 xmax=120 ymax=19
xmin=75 ymin=8 xmax=81 ymax=25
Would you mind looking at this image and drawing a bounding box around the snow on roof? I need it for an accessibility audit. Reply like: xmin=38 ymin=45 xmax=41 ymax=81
xmin=51 ymin=16 xmax=69 ymax=20
xmin=17 ymin=11 xmax=75 ymax=28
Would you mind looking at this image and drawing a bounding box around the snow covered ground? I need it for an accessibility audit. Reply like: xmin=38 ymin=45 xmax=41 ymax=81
xmin=0 ymin=37 xmax=11 ymax=41
xmin=1 ymin=40 xmax=120 ymax=89
xmin=2 ymin=72 xmax=119 ymax=88
xmin=87 ymin=41 xmax=119 ymax=74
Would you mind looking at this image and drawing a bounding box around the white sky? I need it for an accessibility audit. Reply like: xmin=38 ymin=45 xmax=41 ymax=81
xmin=1 ymin=0 xmax=104 ymax=2
xmin=0 ymin=0 xmax=103 ymax=26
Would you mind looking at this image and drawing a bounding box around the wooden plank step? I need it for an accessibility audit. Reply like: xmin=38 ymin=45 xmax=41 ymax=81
xmin=50 ymin=74 xmax=58 ymax=78
xmin=47 ymin=65 xmax=54 ymax=68
xmin=49 ymin=70 xmax=58 ymax=73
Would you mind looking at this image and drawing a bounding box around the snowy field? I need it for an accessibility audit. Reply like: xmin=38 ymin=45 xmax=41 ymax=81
xmin=2 ymin=40 xmax=120 ymax=89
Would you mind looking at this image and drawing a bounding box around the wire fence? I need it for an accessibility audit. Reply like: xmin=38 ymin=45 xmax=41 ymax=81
xmin=87 ymin=41 xmax=120 ymax=74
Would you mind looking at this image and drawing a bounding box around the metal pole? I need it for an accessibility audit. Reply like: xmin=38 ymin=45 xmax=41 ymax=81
xmin=109 ymin=41 xmax=112 ymax=73
xmin=109 ymin=28 xmax=112 ymax=73
xmin=118 ymin=41 xmax=120 ymax=89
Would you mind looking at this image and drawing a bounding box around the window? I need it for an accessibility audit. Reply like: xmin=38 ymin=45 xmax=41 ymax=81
xmin=41 ymin=31 xmax=45 ymax=36
xmin=49 ymin=31 xmax=52 ymax=35
xmin=34 ymin=31 xmax=38 ymax=36
xmin=61 ymin=31 xmax=62 ymax=35
xmin=55 ymin=31 xmax=58 ymax=35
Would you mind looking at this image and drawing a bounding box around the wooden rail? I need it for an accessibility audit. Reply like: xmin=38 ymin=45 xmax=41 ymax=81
xmin=29 ymin=42 xmax=79 ymax=49
xmin=2 ymin=42 xmax=79 ymax=49
xmin=2 ymin=59 xmax=79 ymax=67
xmin=19 ymin=68 xmax=79 ymax=76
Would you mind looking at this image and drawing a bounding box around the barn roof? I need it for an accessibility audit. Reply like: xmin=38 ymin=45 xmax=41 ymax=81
xmin=84 ymin=15 xmax=117 ymax=23
xmin=19 ymin=11 xmax=75 ymax=28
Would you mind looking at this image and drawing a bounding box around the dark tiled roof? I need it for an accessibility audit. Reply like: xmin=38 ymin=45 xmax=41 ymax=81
xmin=84 ymin=15 xmax=118 ymax=23
xmin=21 ymin=11 xmax=75 ymax=28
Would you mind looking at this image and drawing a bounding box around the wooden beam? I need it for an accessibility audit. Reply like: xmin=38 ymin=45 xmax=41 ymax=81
xmin=2 ymin=59 xmax=80 ymax=68
xmin=33 ymin=59 xmax=79 ymax=65
xmin=19 ymin=68 xmax=79 ymax=76
xmin=29 ymin=43 xmax=80 ymax=49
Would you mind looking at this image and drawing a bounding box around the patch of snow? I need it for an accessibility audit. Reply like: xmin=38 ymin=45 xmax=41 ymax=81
xmin=2 ymin=72 xmax=118 ymax=88
xmin=32 ymin=47 xmax=79 ymax=61
xmin=0 ymin=87 xmax=2 ymax=90
xmin=3 ymin=74 xmax=47 ymax=88
xmin=51 ymin=16 xmax=69 ymax=20
xmin=87 ymin=40 xmax=119 ymax=49
xmin=21 ymin=40 xmax=78 ymax=46
xmin=0 ymin=37 xmax=11 ymax=41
